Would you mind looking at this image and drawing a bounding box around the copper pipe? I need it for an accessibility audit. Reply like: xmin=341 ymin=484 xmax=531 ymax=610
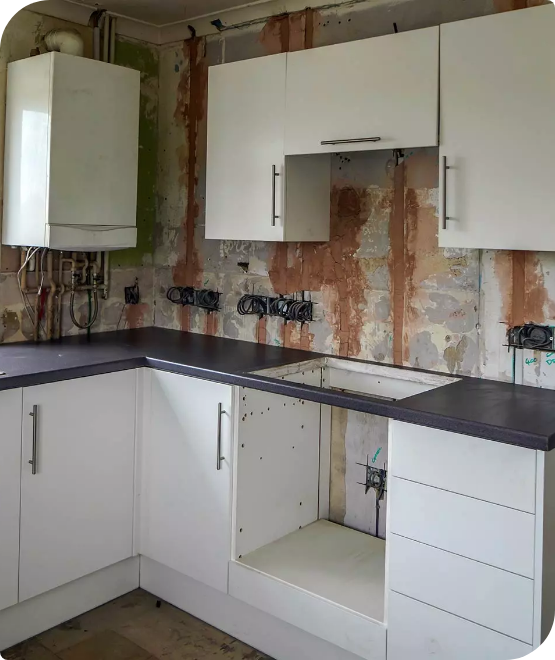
xmin=46 ymin=252 xmax=56 ymax=340
xmin=20 ymin=248 xmax=27 ymax=291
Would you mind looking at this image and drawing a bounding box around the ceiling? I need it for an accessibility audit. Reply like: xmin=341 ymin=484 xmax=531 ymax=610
xmin=66 ymin=0 xmax=273 ymax=26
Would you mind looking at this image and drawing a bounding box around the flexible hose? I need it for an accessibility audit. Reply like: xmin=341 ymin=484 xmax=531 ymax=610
xmin=70 ymin=288 xmax=99 ymax=330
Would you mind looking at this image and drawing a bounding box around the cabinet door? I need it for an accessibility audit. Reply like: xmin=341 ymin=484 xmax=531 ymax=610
xmin=206 ymin=54 xmax=287 ymax=241
xmin=439 ymin=5 xmax=555 ymax=250
xmin=140 ymin=371 xmax=233 ymax=594
xmin=285 ymin=28 xmax=439 ymax=155
xmin=0 ymin=389 xmax=22 ymax=612
xmin=19 ymin=371 xmax=136 ymax=601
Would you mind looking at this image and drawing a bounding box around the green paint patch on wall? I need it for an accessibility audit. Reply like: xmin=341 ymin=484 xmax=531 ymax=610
xmin=113 ymin=37 xmax=159 ymax=268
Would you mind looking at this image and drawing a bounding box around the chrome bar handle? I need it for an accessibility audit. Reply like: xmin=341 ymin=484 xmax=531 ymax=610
xmin=271 ymin=165 xmax=280 ymax=227
xmin=217 ymin=403 xmax=225 ymax=471
xmin=441 ymin=156 xmax=451 ymax=230
xmin=29 ymin=405 xmax=38 ymax=475
xmin=321 ymin=137 xmax=381 ymax=146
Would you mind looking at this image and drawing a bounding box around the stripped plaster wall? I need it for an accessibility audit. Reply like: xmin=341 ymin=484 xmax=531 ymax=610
xmin=153 ymin=0 xmax=554 ymax=536
xmin=0 ymin=9 xmax=158 ymax=342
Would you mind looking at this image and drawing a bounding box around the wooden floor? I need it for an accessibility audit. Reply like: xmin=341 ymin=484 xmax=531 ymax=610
xmin=3 ymin=590 xmax=271 ymax=660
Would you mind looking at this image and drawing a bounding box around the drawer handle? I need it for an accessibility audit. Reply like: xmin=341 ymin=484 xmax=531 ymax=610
xmin=29 ymin=405 xmax=38 ymax=475
xmin=217 ymin=403 xmax=225 ymax=471
xmin=321 ymin=137 xmax=382 ymax=146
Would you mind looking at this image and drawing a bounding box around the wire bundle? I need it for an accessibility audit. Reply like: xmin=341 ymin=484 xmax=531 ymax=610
xmin=166 ymin=286 xmax=220 ymax=312
xmin=508 ymin=323 xmax=554 ymax=350
xmin=167 ymin=286 xmax=195 ymax=306
xmin=282 ymin=300 xmax=313 ymax=323
xmin=237 ymin=294 xmax=314 ymax=323
xmin=237 ymin=294 xmax=267 ymax=316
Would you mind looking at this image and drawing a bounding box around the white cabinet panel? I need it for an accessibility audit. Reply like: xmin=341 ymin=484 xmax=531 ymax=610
xmin=206 ymin=54 xmax=287 ymax=242
xmin=19 ymin=371 xmax=136 ymax=601
xmin=285 ymin=27 xmax=439 ymax=155
xmin=0 ymin=389 xmax=22 ymax=612
xmin=206 ymin=55 xmax=330 ymax=242
xmin=439 ymin=4 xmax=555 ymax=250
xmin=389 ymin=477 xmax=535 ymax=578
xmin=140 ymin=371 xmax=233 ymax=594
xmin=390 ymin=421 xmax=537 ymax=513
xmin=387 ymin=591 xmax=533 ymax=660
xmin=389 ymin=534 xmax=534 ymax=643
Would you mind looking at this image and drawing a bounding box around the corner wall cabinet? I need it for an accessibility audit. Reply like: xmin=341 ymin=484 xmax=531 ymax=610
xmin=285 ymin=27 xmax=439 ymax=156
xmin=439 ymin=4 xmax=555 ymax=250
xmin=205 ymin=53 xmax=330 ymax=242
xmin=205 ymin=26 xmax=439 ymax=242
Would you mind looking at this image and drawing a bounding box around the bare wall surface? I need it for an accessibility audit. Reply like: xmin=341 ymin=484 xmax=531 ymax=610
xmin=152 ymin=0 xmax=554 ymax=534
xmin=153 ymin=0 xmax=553 ymax=386
xmin=0 ymin=10 xmax=158 ymax=341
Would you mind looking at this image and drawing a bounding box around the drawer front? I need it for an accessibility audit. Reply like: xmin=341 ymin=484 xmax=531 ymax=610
xmin=389 ymin=477 xmax=535 ymax=578
xmin=390 ymin=421 xmax=536 ymax=513
xmin=389 ymin=534 xmax=534 ymax=643
xmin=387 ymin=591 xmax=533 ymax=660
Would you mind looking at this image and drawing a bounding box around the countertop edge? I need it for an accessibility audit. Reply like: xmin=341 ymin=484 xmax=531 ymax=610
xmin=0 ymin=336 xmax=552 ymax=452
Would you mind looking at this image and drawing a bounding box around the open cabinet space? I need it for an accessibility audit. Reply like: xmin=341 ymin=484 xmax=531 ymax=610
xmin=230 ymin=367 xmax=388 ymax=660
xmin=235 ymin=519 xmax=385 ymax=621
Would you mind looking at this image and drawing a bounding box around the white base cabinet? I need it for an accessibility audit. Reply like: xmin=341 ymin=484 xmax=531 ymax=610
xmin=388 ymin=420 xmax=555 ymax=658
xmin=387 ymin=591 xmax=532 ymax=660
xmin=3 ymin=366 xmax=555 ymax=660
xmin=139 ymin=371 xmax=233 ymax=594
xmin=19 ymin=371 xmax=137 ymax=601
xmin=0 ymin=389 xmax=23 ymax=613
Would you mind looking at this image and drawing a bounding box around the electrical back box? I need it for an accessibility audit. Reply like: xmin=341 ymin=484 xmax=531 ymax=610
xmin=2 ymin=52 xmax=140 ymax=251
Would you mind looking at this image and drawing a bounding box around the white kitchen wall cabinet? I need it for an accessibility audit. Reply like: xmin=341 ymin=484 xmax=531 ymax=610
xmin=205 ymin=54 xmax=330 ymax=242
xmin=140 ymin=371 xmax=233 ymax=594
xmin=19 ymin=371 xmax=137 ymax=602
xmin=285 ymin=27 xmax=439 ymax=155
xmin=0 ymin=389 xmax=23 ymax=613
xmin=439 ymin=4 xmax=555 ymax=250
xmin=3 ymin=52 xmax=140 ymax=251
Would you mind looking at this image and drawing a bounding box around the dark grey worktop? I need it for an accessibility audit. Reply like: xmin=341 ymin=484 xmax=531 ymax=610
xmin=0 ymin=327 xmax=554 ymax=451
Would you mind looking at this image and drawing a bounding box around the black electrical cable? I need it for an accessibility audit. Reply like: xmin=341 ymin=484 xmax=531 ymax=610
xmin=509 ymin=323 xmax=553 ymax=350
xmin=167 ymin=286 xmax=195 ymax=306
xmin=269 ymin=297 xmax=290 ymax=318
xmin=237 ymin=294 xmax=267 ymax=316
xmin=196 ymin=289 xmax=220 ymax=310
xmin=287 ymin=300 xmax=313 ymax=323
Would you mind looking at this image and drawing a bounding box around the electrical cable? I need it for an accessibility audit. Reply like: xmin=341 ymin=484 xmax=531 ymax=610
xmin=17 ymin=247 xmax=46 ymax=337
xmin=196 ymin=289 xmax=220 ymax=309
xmin=286 ymin=300 xmax=313 ymax=323
xmin=167 ymin=286 xmax=195 ymax=306
xmin=237 ymin=294 xmax=267 ymax=316
xmin=509 ymin=323 xmax=553 ymax=350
